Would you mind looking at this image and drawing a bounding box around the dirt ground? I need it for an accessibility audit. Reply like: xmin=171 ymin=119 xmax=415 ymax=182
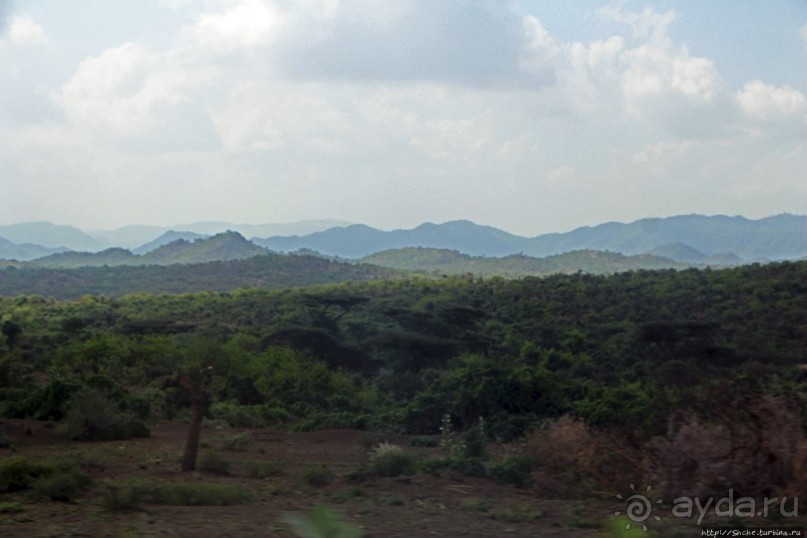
xmin=0 ymin=420 xmax=803 ymax=538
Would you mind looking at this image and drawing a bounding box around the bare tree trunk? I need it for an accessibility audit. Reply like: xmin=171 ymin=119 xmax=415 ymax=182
xmin=177 ymin=367 xmax=213 ymax=473
xmin=181 ymin=393 xmax=204 ymax=472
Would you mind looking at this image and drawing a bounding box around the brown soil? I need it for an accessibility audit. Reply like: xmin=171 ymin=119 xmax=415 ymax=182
xmin=0 ymin=420 xmax=802 ymax=537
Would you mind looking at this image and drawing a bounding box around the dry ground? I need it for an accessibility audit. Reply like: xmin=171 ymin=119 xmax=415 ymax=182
xmin=0 ymin=420 xmax=803 ymax=537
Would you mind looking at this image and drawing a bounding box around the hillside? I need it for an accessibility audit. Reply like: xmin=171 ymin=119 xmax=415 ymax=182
xmin=132 ymin=230 xmax=207 ymax=255
xmin=29 ymin=232 xmax=268 ymax=268
xmin=0 ymin=237 xmax=68 ymax=262
xmin=360 ymin=247 xmax=689 ymax=276
xmin=0 ymin=253 xmax=402 ymax=299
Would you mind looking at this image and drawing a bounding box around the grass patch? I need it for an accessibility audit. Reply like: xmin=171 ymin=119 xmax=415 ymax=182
xmin=99 ymin=479 xmax=254 ymax=510
xmin=0 ymin=502 xmax=26 ymax=514
xmin=245 ymin=460 xmax=285 ymax=479
xmin=300 ymin=465 xmax=334 ymax=487
xmin=218 ymin=431 xmax=254 ymax=452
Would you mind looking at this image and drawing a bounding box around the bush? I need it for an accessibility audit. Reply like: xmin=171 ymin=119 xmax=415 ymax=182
xmin=0 ymin=456 xmax=91 ymax=500
xmin=369 ymin=443 xmax=415 ymax=477
xmin=0 ymin=456 xmax=44 ymax=492
xmin=647 ymin=393 xmax=805 ymax=499
xmin=219 ymin=432 xmax=253 ymax=452
xmin=246 ymin=461 xmax=285 ymax=479
xmin=198 ymin=451 xmax=231 ymax=475
xmin=490 ymin=455 xmax=535 ymax=487
xmin=409 ymin=436 xmax=438 ymax=448
xmin=98 ymin=480 xmax=147 ymax=512
xmin=32 ymin=472 xmax=80 ymax=502
xmin=59 ymin=388 xmax=150 ymax=441
xmin=301 ymin=465 xmax=334 ymax=487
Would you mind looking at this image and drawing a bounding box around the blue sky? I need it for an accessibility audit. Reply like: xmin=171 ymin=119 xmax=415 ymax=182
xmin=1 ymin=0 xmax=806 ymax=235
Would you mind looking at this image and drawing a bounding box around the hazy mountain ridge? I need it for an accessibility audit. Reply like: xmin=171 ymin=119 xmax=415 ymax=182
xmin=29 ymin=232 xmax=268 ymax=268
xmin=2 ymin=214 xmax=805 ymax=264
xmin=132 ymin=231 xmax=208 ymax=255
xmin=360 ymin=247 xmax=690 ymax=276
xmin=257 ymin=214 xmax=807 ymax=261
xmin=0 ymin=237 xmax=69 ymax=261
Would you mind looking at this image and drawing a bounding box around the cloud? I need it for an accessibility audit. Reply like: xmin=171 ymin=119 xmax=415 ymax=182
xmin=276 ymin=0 xmax=552 ymax=88
xmin=0 ymin=13 xmax=47 ymax=46
xmin=737 ymin=80 xmax=807 ymax=121
xmin=193 ymin=0 xmax=286 ymax=53
xmin=56 ymin=42 xmax=217 ymax=148
xmin=0 ymin=0 xmax=10 ymax=35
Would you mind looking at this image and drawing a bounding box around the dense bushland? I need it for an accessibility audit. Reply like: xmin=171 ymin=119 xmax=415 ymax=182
xmin=1 ymin=261 xmax=806 ymax=496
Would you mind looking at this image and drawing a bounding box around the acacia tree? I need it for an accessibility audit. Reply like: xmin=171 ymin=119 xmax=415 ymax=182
xmin=174 ymin=366 xmax=213 ymax=472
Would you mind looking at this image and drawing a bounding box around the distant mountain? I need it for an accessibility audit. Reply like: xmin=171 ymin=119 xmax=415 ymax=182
xmin=0 ymin=222 xmax=104 ymax=251
xmin=33 ymin=248 xmax=138 ymax=268
xmin=523 ymin=214 xmax=807 ymax=260
xmin=88 ymin=220 xmax=351 ymax=249
xmin=29 ymin=232 xmax=268 ymax=268
xmin=255 ymin=220 xmax=525 ymax=258
xmin=360 ymin=247 xmax=688 ymax=276
xmin=0 ymin=237 xmax=68 ymax=261
xmin=133 ymin=231 xmax=207 ymax=255
xmin=145 ymin=231 xmax=267 ymax=264
xmin=255 ymin=214 xmax=807 ymax=262
xmin=647 ymin=243 xmax=707 ymax=263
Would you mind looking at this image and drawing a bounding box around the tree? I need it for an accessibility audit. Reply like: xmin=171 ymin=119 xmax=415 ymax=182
xmin=168 ymin=366 xmax=214 ymax=472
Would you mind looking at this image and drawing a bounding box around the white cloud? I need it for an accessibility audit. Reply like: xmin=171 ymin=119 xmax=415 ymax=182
xmin=736 ymin=80 xmax=807 ymax=121
xmin=57 ymin=43 xmax=214 ymax=141
xmin=193 ymin=0 xmax=286 ymax=53
xmin=6 ymin=14 xmax=47 ymax=45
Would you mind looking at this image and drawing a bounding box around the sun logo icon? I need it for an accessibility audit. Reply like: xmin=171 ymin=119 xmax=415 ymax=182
xmin=614 ymin=484 xmax=663 ymax=532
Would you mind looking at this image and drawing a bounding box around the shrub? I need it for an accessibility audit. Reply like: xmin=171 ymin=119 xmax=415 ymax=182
xmin=489 ymin=455 xmax=535 ymax=487
xmin=32 ymin=472 xmax=80 ymax=502
xmin=369 ymin=443 xmax=415 ymax=477
xmin=0 ymin=456 xmax=91 ymax=500
xmin=219 ymin=431 xmax=254 ymax=452
xmin=0 ymin=456 xmax=43 ymax=492
xmin=198 ymin=451 xmax=231 ymax=475
xmin=300 ymin=465 xmax=334 ymax=487
xmin=518 ymin=415 xmax=641 ymax=494
xmin=246 ymin=461 xmax=285 ymax=479
xmin=98 ymin=480 xmax=147 ymax=512
xmin=409 ymin=436 xmax=438 ymax=448
xmin=647 ymin=393 xmax=805 ymax=499
xmin=59 ymin=388 xmax=150 ymax=441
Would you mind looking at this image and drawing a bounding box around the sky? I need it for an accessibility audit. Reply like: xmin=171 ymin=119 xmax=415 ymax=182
xmin=1 ymin=0 xmax=806 ymax=236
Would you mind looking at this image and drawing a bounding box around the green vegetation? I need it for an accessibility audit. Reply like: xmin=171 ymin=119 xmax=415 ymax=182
xmin=1 ymin=261 xmax=806 ymax=500
xmin=99 ymin=479 xmax=254 ymax=510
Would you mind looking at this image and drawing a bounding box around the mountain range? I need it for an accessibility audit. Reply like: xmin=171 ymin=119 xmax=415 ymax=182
xmin=254 ymin=214 xmax=807 ymax=262
xmin=1 ymin=214 xmax=805 ymax=264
